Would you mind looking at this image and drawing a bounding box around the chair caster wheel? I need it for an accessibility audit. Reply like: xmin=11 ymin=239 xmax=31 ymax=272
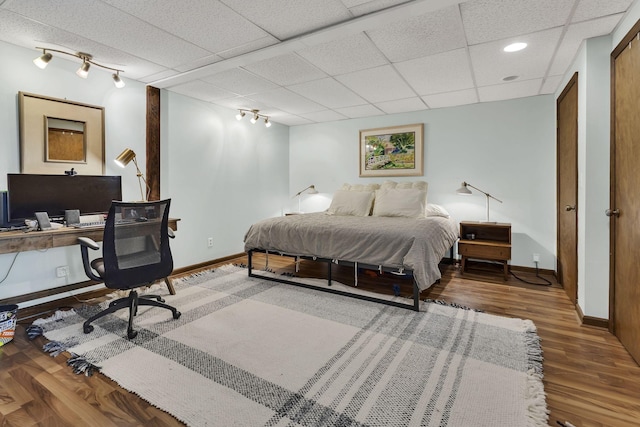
xmin=127 ymin=329 xmax=138 ymax=339
xmin=173 ymin=311 xmax=181 ymax=319
xmin=83 ymin=324 xmax=94 ymax=334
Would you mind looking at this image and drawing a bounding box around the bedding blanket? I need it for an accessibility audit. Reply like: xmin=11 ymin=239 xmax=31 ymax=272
xmin=244 ymin=212 xmax=459 ymax=291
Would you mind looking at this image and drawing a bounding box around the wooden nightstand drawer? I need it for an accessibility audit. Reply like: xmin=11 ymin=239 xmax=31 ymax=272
xmin=459 ymin=242 xmax=511 ymax=260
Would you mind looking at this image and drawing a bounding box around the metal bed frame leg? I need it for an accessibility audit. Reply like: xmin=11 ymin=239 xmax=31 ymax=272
xmin=413 ymin=280 xmax=420 ymax=311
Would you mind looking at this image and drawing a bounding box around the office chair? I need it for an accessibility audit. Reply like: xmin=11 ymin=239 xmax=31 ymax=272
xmin=78 ymin=199 xmax=181 ymax=339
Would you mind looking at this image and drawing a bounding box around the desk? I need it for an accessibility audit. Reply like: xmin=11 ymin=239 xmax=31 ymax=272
xmin=0 ymin=218 xmax=180 ymax=294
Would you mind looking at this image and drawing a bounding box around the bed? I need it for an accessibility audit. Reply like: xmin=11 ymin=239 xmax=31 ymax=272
xmin=243 ymin=182 xmax=459 ymax=311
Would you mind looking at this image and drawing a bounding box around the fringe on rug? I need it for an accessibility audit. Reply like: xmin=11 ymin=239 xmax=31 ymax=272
xmin=522 ymin=319 xmax=549 ymax=425
xmin=67 ymin=353 xmax=101 ymax=376
xmin=26 ymin=309 xmax=102 ymax=376
xmin=423 ymin=299 xmax=483 ymax=312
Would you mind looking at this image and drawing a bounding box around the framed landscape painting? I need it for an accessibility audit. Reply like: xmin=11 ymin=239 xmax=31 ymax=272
xmin=359 ymin=123 xmax=424 ymax=177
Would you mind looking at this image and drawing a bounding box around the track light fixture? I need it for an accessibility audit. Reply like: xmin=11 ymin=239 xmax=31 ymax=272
xmin=33 ymin=47 xmax=125 ymax=88
xmin=236 ymin=109 xmax=272 ymax=128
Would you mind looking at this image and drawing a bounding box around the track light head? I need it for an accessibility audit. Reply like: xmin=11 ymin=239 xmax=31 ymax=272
xmin=264 ymin=117 xmax=271 ymax=128
xmin=76 ymin=57 xmax=91 ymax=79
xmin=236 ymin=111 xmax=245 ymax=121
xmin=112 ymin=72 xmax=125 ymax=88
xmin=33 ymin=51 xmax=52 ymax=69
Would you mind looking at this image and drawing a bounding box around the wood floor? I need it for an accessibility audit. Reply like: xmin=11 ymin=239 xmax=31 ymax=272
xmin=1 ymin=255 xmax=639 ymax=426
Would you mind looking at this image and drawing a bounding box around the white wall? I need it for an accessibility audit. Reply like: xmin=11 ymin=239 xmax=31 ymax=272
xmin=0 ymin=41 xmax=290 ymax=306
xmin=289 ymin=95 xmax=557 ymax=271
xmin=161 ymin=91 xmax=289 ymax=267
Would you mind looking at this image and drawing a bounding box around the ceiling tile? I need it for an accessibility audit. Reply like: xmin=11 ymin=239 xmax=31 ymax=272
xmin=219 ymin=0 xmax=351 ymax=40
xmin=375 ymin=97 xmax=427 ymax=114
xmin=2 ymin=0 xmax=211 ymax=69
xmin=548 ymin=14 xmax=623 ymax=76
xmin=273 ymin=115 xmax=314 ymax=126
xmin=461 ymin=0 xmax=575 ymax=45
xmin=335 ymin=104 xmax=385 ymax=118
xmin=169 ymin=80 xmax=237 ymax=102
xmin=297 ymin=32 xmax=389 ymax=76
xmin=249 ymin=87 xmax=326 ymax=114
xmin=335 ymin=65 xmax=416 ymax=103
xmin=366 ymin=5 xmax=466 ymax=62
xmin=395 ymin=48 xmax=474 ymax=96
xmin=422 ymin=89 xmax=478 ymax=109
xmin=298 ymin=109 xmax=348 ymax=123
xmin=201 ymin=68 xmax=279 ymax=96
xmin=572 ymin=0 xmax=634 ymax=23
xmin=243 ymin=53 xmax=327 ymax=86
xmin=478 ymin=79 xmax=543 ymax=103
xmin=345 ymin=0 xmax=409 ymax=17
xmin=288 ymin=78 xmax=367 ymax=108
xmin=470 ymin=28 xmax=562 ymax=87
xmin=101 ymin=0 xmax=272 ymax=55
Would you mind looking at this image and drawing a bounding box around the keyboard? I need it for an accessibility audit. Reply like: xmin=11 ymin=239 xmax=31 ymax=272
xmin=73 ymin=221 xmax=106 ymax=228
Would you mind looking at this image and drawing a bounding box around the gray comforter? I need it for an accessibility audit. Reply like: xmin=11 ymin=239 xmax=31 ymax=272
xmin=244 ymin=212 xmax=459 ymax=291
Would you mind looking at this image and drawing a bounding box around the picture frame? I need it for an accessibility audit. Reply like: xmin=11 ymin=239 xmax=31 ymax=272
xmin=18 ymin=92 xmax=105 ymax=175
xmin=359 ymin=123 xmax=424 ymax=177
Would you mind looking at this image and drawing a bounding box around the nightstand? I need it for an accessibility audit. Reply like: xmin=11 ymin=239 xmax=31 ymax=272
xmin=458 ymin=222 xmax=511 ymax=279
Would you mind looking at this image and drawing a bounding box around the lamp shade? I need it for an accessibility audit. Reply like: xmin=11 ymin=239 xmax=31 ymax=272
xmin=114 ymin=148 xmax=136 ymax=168
xmin=456 ymin=182 xmax=472 ymax=195
xmin=33 ymin=52 xmax=52 ymax=69
xmin=307 ymin=185 xmax=318 ymax=194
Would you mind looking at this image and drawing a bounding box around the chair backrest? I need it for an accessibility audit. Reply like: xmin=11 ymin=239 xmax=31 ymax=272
xmin=102 ymin=199 xmax=173 ymax=289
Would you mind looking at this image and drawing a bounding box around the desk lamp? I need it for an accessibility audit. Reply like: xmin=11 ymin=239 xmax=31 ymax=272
xmin=115 ymin=148 xmax=148 ymax=201
xmin=456 ymin=181 xmax=502 ymax=223
xmin=293 ymin=184 xmax=318 ymax=213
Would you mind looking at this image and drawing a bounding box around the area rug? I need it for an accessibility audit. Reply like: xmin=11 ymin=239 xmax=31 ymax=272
xmin=28 ymin=265 xmax=548 ymax=426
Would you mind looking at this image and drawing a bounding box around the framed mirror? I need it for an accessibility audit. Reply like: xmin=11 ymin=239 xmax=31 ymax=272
xmin=45 ymin=117 xmax=87 ymax=163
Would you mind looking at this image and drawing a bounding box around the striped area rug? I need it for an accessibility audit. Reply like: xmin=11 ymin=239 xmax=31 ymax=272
xmin=30 ymin=265 xmax=548 ymax=426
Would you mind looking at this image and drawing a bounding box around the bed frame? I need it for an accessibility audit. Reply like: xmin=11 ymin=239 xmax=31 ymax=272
xmin=247 ymin=249 xmax=421 ymax=311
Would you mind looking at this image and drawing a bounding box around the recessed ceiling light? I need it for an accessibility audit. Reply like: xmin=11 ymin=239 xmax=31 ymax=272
xmin=503 ymin=75 xmax=519 ymax=81
xmin=504 ymin=42 xmax=527 ymax=52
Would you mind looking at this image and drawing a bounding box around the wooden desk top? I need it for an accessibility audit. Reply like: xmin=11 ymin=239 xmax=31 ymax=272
xmin=0 ymin=218 xmax=180 ymax=255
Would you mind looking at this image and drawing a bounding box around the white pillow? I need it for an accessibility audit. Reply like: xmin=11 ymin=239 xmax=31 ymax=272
xmin=372 ymin=188 xmax=427 ymax=218
xmin=327 ymin=190 xmax=374 ymax=216
xmin=426 ymin=203 xmax=450 ymax=218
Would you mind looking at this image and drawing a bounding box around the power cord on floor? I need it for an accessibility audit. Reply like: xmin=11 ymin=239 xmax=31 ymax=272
xmin=510 ymin=261 xmax=552 ymax=286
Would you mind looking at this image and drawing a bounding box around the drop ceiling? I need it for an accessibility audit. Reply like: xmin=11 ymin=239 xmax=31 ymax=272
xmin=0 ymin=0 xmax=635 ymax=126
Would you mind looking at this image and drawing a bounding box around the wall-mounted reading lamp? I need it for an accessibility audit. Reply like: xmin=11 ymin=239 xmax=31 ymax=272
xmin=115 ymin=148 xmax=148 ymax=201
xmin=293 ymin=184 xmax=318 ymax=213
xmin=456 ymin=181 xmax=502 ymax=223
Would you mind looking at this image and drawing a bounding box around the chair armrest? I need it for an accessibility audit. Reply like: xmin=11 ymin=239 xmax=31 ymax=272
xmin=77 ymin=237 xmax=102 ymax=282
xmin=78 ymin=236 xmax=100 ymax=250
xmin=168 ymin=227 xmax=175 ymax=239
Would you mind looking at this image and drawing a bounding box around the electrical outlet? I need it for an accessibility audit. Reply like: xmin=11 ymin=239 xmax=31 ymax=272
xmin=207 ymin=237 xmax=214 ymax=247
xmin=532 ymin=253 xmax=540 ymax=263
xmin=56 ymin=266 xmax=69 ymax=278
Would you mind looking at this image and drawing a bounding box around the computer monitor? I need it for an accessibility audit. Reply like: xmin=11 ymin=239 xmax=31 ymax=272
xmin=7 ymin=174 xmax=122 ymax=224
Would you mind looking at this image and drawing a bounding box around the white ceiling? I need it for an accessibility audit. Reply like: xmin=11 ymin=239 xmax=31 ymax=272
xmin=0 ymin=0 xmax=635 ymax=126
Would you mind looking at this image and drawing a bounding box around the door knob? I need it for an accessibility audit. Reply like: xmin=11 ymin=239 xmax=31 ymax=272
xmin=605 ymin=208 xmax=620 ymax=217
xmin=565 ymin=205 xmax=576 ymax=211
